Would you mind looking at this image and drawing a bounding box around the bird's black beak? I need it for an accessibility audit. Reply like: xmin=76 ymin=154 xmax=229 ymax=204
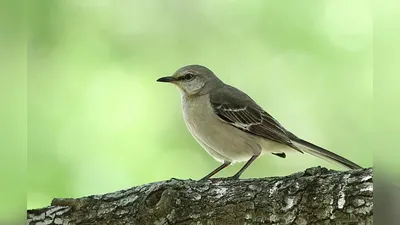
xmin=156 ymin=76 xmax=175 ymax=83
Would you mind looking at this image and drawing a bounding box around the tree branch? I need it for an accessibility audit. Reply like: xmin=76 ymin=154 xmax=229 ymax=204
xmin=27 ymin=167 xmax=373 ymax=225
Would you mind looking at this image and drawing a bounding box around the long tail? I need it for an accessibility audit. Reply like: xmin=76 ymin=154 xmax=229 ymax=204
xmin=287 ymin=132 xmax=362 ymax=170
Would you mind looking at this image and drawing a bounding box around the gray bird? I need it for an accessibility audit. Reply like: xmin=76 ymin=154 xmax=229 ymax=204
xmin=157 ymin=65 xmax=362 ymax=180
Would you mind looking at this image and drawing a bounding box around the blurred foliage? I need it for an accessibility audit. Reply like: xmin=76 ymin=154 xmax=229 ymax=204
xmin=0 ymin=0 xmax=27 ymax=223
xmin=16 ymin=0 xmax=378 ymax=215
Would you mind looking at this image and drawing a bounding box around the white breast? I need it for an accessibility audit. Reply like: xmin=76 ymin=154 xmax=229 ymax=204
xmin=181 ymin=94 xmax=261 ymax=163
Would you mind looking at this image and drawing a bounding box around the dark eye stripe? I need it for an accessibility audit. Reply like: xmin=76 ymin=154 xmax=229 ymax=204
xmin=178 ymin=74 xmax=194 ymax=81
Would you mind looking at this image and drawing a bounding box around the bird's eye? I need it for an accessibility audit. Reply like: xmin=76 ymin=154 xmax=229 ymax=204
xmin=184 ymin=73 xmax=194 ymax=80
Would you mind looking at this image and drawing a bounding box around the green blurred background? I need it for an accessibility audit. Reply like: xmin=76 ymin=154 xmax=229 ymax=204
xmin=23 ymin=0 xmax=375 ymax=214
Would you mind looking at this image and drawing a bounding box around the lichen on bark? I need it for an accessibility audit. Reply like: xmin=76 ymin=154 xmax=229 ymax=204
xmin=27 ymin=167 xmax=373 ymax=225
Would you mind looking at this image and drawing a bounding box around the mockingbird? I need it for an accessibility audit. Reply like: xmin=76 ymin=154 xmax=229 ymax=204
xmin=157 ymin=65 xmax=362 ymax=180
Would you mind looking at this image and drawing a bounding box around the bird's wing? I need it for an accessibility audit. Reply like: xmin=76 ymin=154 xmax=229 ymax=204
xmin=210 ymin=85 xmax=303 ymax=153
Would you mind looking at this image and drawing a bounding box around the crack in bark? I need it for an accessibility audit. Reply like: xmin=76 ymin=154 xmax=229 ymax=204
xmin=27 ymin=166 xmax=372 ymax=225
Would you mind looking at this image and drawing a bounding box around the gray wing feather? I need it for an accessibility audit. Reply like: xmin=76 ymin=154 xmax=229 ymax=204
xmin=210 ymin=85 xmax=303 ymax=153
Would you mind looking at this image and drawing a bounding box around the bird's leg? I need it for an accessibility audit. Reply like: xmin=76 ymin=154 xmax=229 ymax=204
xmin=229 ymin=154 xmax=259 ymax=179
xmin=199 ymin=161 xmax=231 ymax=181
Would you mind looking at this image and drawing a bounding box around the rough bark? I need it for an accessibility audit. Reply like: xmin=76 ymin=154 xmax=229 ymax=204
xmin=27 ymin=167 xmax=373 ymax=225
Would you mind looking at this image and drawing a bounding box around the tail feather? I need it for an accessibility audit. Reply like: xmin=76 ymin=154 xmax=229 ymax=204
xmin=287 ymin=133 xmax=362 ymax=170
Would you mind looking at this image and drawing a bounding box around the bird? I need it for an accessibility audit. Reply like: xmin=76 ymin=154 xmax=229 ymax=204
xmin=156 ymin=65 xmax=362 ymax=180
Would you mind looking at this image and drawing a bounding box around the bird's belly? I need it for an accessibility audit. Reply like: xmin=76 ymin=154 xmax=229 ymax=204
xmin=183 ymin=104 xmax=259 ymax=163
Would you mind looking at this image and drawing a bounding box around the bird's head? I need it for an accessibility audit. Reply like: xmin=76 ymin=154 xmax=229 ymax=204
xmin=157 ymin=65 xmax=223 ymax=96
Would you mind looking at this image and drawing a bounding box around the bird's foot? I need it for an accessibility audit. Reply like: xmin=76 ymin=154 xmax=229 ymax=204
xmin=198 ymin=175 xmax=213 ymax=182
xmin=226 ymin=174 xmax=241 ymax=180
